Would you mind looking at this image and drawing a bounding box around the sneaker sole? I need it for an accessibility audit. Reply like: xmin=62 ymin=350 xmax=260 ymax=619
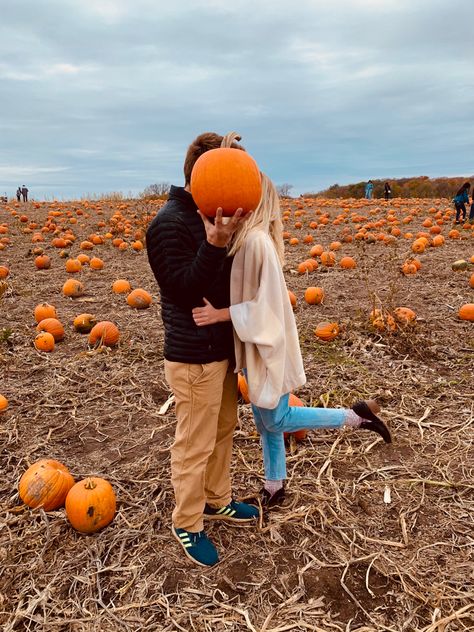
xmin=171 ymin=526 xmax=217 ymax=568
xmin=203 ymin=514 xmax=257 ymax=523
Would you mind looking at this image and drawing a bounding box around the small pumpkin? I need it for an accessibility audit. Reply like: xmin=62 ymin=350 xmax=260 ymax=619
xmin=238 ymin=373 xmax=250 ymax=403
xmin=320 ymin=251 xmax=336 ymax=267
xmin=458 ymin=303 xmax=474 ymax=321
xmin=304 ymin=286 xmax=324 ymax=305
xmin=65 ymin=477 xmax=116 ymax=533
xmin=314 ymin=321 xmax=340 ymax=342
xmin=73 ymin=313 xmax=97 ymax=334
xmin=34 ymin=331 xmax=55 ymax=352
xmin=89 ymin=257 xmax=104 ymax=270
xmin=0 ymin=394 xmax=8 ymax=412
xmin=65 ymin=258 xmax=82 ymax=273
xmin=451 ymin=259 xmax=468 ymax=272
xmin=77 ymin=253 xmax=90 ymax=265
xmin=393 ymin=307 xmax=417 ymax=325
xmin=35 ymin=255 xmax=51 ymax=270
xmin=19 ymin=459 xmax=75 ymax=511
xmin=63 ymin=279 xmax=84 ymax=298
xmin=36 ymin=318 xmax=65 ymax=342
xmin=339 ymin=256 xmax=357 ymax=269
xmin=284 ymin=394 xmax=307 ymax=442
xmin=469 ymin=273 xmax=474 ymax=289
xmin=34 ymin=303 xmax=57 ymax=323
xmin=190 ymin=132 xmax=262 ymax=217
xmin=0 ymin=265 xmax=9 ymax=279
xmin=88 ymin=321 xmax=120 ymax=347
xmin=288 ymin=290 xmax=297 ymax=309
xmin=126 ymin=288 xmax=152 ymax=309
xmin=112 ymin=279 xmax=132 ymax=294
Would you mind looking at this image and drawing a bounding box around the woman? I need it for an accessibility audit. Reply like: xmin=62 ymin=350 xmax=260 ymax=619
xmin=453 ymin=182 xmax=470 ymax=224
xmin=192 ymin=174 xmax=391 ymax=506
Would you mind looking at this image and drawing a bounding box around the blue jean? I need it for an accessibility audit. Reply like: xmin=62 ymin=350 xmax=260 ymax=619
xmin=470 ymin=203 xmax=474 ymax=221
xmin=250 ymin=392 xmax=346 ymax=480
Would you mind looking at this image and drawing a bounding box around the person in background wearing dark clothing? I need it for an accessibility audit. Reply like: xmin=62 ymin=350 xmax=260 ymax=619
xmin=384 ymin=181 xmax=391 ymax=201
xmin=470 ymin=194 xmax=474 ymax=223
xmin=453 ymin=182 xmax=470 ymax=224
xmin=16 ymin=187 xmax=21 ymax=202
xmin=21 ymin=185 xmax=28 ymax=202
xmin=146 ymin=132 xmax=259 ymax=568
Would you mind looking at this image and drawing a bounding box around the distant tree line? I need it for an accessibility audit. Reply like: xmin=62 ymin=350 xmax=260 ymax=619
xmin=309 ymin=176 xmax=474 ymax=199
xmin=140 ymin=182 xmax=171 ymax=200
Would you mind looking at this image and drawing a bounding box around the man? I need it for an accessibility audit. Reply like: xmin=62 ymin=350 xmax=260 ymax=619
xmin=21 ymin=185 xmax=28 ymax=202
xmin=146 ymin=132 xmax=259 ymax=567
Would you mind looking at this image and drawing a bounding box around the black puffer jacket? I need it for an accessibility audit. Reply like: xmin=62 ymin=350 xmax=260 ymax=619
xmin=146 ymin=186 xmax=235 ymax=364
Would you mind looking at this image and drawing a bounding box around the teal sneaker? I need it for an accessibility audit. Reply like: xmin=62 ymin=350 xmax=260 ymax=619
xmin=203 ymin=500 xmax=259 ymax=523
xmin=172 ymin=525 xmax=219 ymax=567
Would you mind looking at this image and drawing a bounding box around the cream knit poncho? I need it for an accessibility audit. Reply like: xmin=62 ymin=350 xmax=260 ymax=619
xmin=229 ymin=230 xmax=306 ymax=409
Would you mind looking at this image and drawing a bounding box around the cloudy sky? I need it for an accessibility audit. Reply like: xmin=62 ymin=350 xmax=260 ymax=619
xmin=1 ymin=0 xmax=473 ymax=199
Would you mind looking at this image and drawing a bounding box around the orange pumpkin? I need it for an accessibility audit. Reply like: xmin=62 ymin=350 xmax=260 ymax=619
xmin=63 ymin=279 xmax=84 ymax=298
xmin=458 ymin=303 xmax=474 ymax=321
xmin=470 ymin=273 xmax=474 ymax=289
xmin=89 ymin=257 xmax=104 ymax=270
xmin=393 ymin=307 xmax=417 ymax=325
xmin=314 ymin=321 xmax=340 ymax=341
xmin=190 ymin=132 xmax=262 ymax=217
xmin=284 ymin=394 xmax=307 ymax=442
xmin=36 ymin=318 xmax=65 ymax=341
xmin=339 ymin=256 xmax=357 ymax=269
xmin=34 ymin=332 xmax=55 ymax=352
xmin=0 ymin=265 xmax=9 ymax=279
xmin=288 ymin=290 xmax=297 ymax=309
xmin=77 ymin=253 xmax=90 ymax=265
xmin=112 ymin=279 xmax=132 ymax=294
xmin=35 ymin=255 xmax=51 ymax=270
xmin=34 ymin=303 xmax=57 ymax=323
xmin=88 ymin=321 xmax=120 ymax=347
xmin=320 ymin=251 xmax=336 ymax=267
xmin=304 ymin=286 xmax=324 ymax=305
xmin=65 ymin=477 xmax=116 ymax=533
xmin=309 ymin=244 xmax=324 ymax=257
xmin=0 ymin=394 xmax=8 ymax=412
xmin=65 ymin=258 xmax=82 ymax=273
xmin=73 ymin=313 xmax=97 ymax=334
xmin=19 ymin=459 xmax=75 ymax=510
xmin=238 ymin=373 xmax=250 ymax=403
xmin=126 ymin=288 xmax=152 ymax=309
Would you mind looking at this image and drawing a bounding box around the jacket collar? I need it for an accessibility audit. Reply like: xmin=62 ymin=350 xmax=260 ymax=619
xmin=168 ymin=185 xmax=198 ymax=210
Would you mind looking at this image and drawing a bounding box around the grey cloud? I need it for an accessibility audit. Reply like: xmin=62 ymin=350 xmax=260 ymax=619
xmin=0 ymin=0 xmax=473 ymax=197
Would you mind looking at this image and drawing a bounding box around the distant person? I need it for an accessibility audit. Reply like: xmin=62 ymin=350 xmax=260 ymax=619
xmin=453 ymin=182 xmax=470 ymax=224
xmin=384 ymin=181 xmax=391 ymax=201
xmin=365 ymin=180 xmax=373 ymax=199
xmin=16 ymin=187 xmax=21 ymax=202
xmin=21 ymin=185 xmax=29 ymax=202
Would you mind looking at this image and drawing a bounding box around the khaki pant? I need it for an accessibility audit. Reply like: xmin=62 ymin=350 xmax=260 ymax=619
xmin=164 ymin=359 xmax=238 ymax=532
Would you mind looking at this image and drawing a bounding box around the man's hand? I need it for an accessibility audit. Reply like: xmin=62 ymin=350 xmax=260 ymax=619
xmin=192 ymin=298 xmax=231 ymax=326
xmin=198 ymin=207 xmax=251 ymax=248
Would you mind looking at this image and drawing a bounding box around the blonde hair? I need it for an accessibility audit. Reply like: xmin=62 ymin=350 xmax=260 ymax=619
xmin=228 ymin=173 xmax=285 ymax=266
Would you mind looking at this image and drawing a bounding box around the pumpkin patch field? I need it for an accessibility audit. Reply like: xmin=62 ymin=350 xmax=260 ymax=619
xmin=1 ymin=197 xmax=473 ymax=631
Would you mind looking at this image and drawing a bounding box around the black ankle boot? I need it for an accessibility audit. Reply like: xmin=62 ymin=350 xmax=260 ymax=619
xmin=352 ymin=400 xmax=392 ymax=443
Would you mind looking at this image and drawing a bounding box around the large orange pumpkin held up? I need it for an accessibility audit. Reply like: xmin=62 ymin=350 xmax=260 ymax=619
xmin=190 ymin=132 xmax=262 ymax=217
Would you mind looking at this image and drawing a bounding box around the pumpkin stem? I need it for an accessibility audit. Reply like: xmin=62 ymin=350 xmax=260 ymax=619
xmin=220 ymin=132 xmax=241 ymax=148
xmin=84 ymin=478 xmax=97 ymax=490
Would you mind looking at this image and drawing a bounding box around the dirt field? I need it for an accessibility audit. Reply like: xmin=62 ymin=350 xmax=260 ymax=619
xmin=1 ymin=197 xmax=473 ymax=632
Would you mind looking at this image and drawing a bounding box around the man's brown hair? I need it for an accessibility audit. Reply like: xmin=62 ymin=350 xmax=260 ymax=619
xmin=183 ymin=132 xmax=245 ymax=185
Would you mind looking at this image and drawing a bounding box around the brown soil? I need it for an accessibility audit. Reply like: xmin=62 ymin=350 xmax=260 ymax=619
xmin=0 ymin=197 xmax=473 ymax=631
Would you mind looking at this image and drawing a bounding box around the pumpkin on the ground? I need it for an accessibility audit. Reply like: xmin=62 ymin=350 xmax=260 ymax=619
xmin=63 ymin=279 xmax=84 ymax=298
xmin=112 ymin=279 xmax=131 ymax=294
xmin=88 ymin=321 xmax=120 ymax=347
xmin=65 ymin=477 xmax=116 ymax=533
xmin=19 ymin=459 xmax=75 ymax=510
xmin=304 ymin=287 xmax=324 ymax=305
xmin=458 ymin=303 xmax=474 ymax=321
xmin=73 ymin=313 xmax=97 ymax=334
xmin=36 ymin=318 xmax=65 ymax=341
xmin=126 ymin=288 xmax=152 ymax=309
xmin=34 ymin=331 xmax=55 ymax=352
xmin=0 ymin=394 xmax=8 ymax=412
xmin=34 ymin=303 xmax=57 ymax=323
xmin=315 ymin=321 xmax=340 ymax=341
